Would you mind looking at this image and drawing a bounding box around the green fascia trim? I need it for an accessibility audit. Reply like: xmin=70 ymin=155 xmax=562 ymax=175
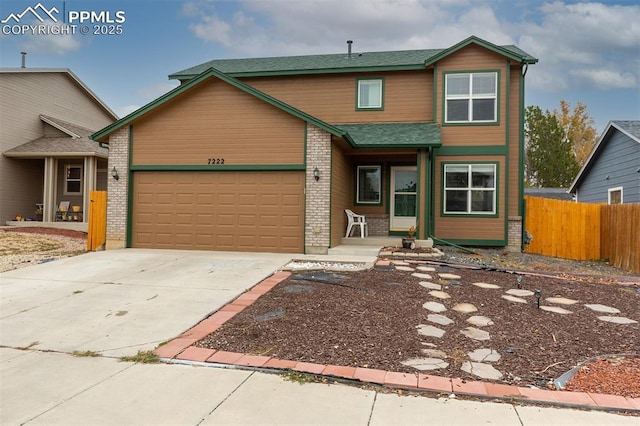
xmin=328 ymin=141 xmax=333 ymax=248
xmin=434 ymin=145 xmax=506 ymax=156
xmin=337 ymin=122 xmax=441 ymax=148
xmin=416 ymin=150 xmax=423 ymax=239
xmin=519 ymin=66 xmax=527 ymax=249
xmin=439 ymin=161 xmax=500 ymax=217
xmin=441 ymin=69 xmax=501 ymax=126
xmin=125 ymin=125 xmax=133 ymax=249
xmin=432 ymin=64 xmax=438 ymax=122
xmin=92 ymin=67 xmax=355 ymax=147
xmin=435 ymin=238 xmax=507 ymax=247
xmin=504 ymin=60 xmax=511 ymax=246
xmin=304 ymin=123 xmax=308 ymax=250
xmin=424 ymin=36 xmax=538 ymax=67
xmin=355 ymin=77 xmax=385 ymax=111
xmin=130 ymin=164 xmax=306 ymax=172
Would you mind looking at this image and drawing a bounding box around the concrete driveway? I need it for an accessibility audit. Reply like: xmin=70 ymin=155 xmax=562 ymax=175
xmin=0 ymin=249 xmax=294 ymax=357
xmin=1 ymin=249 xmax=636 ymax=425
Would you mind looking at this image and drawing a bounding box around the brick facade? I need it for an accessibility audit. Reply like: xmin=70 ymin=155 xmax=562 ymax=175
xmin=507 ymin=216 xmax=522 ymax=251
xmin=304 ymin=124 xmax=331 ymax=254
xmin=105 ymin=126 xmax=129 ymax=249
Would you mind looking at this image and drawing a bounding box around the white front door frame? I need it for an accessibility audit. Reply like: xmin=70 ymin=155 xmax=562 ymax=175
xmin=390 ymin=166 xmax=417 ymax=230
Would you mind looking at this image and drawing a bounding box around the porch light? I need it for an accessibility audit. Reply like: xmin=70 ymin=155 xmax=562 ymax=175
xmin=313 ymin=167 xmax=320 ymax=181
xmin=111 ymin=167 xmax=119 ymax=180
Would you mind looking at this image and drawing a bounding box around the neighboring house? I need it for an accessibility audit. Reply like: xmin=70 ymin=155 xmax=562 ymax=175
xmin=524 ymin=188 xmax=573 ymax=201
xmin=0 ymin=68 xmax=117 ymax=228
xmin=569 ymin=121 xmax=640 ymax=204
xmin=93 ymin=36 xmax=537 ymax=254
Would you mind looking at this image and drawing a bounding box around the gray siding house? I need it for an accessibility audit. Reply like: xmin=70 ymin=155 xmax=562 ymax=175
xmin=569 ymin=121 xmax=640 ymax=204
xmin=0 ymin=68 xmax=117 ymax=228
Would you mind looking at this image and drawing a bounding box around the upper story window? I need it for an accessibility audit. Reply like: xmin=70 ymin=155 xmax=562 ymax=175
xmin=65 ymin=164 xmax=82 ymax=195
xmin=357 ymin=78 xmax=383 ymax=110
xmin=445 ymin=72 xmax=497 ymax=123
xmin=356 ymin=165 xmax=381 ymax=204
xmin=444 ymin=163 xmax=496 ymax=214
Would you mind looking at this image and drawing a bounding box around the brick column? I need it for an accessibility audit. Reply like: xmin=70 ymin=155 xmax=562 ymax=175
xmin=507 ymin=216 xmax=522 ymax=251
xmin=305 ymin=124 xmax=331 ymax=254
xmin=106 ymin=126 xmax=129 ymax=250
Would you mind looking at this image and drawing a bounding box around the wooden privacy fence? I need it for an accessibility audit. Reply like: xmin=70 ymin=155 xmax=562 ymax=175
xmin=87 ymin=190 xmax=107 ymax=251
xmin=524 ymin=196 xmax=640 ymax=273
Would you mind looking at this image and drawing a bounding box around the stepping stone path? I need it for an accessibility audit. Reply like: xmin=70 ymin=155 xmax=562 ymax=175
xmin=501 ymin=295 xmax=528 ymax=304
xmin=546 ymin=296 xmax=578 ymax=305
xmin=461 ymin=361 xmax=503 ymax=380
xmin=427 ymin=314 xmax=454 ymax=326
xmin=392 ymin=261 xmax=410 ymax=266
xmin=505 ymin=289 xmax=534 ymax=297
xmin=540 ymin=306 xmax=573 ymax=315
xmin=419 ymin=282 xmax=442 ymax=290
xmin=417 ymin=325 xmax=446 ymax=338
xmin=423 ymin=301 xmax=447 ymax=312
xmin=395 ymin=266 xmax=415 ymax=272
xmin=460 ymin=327 xmax=490 ymax=341
xmin=429 ymin=290 xmax=451 ymax=300
xmin=598 ymin=316 xmax=638 ymax=324
xmin=584 ymin=304 xmax=620 ymax=314
xmin=472 ymin=282 xmax=501 ymax=289
xmin=412 ymin=273 xmax=433 ymax=280
xmin=417 ymin=266 xmax=436 ymax=272
xmin=402 ymin=358 xmax=449 ymax=371
xmin=439 ymin=273 xmax=461 ymax=280
xmin=466 ymin=315 xmax=494 ymax=327
xmin=421 ymin=349 xmax=448 ymax=358
xmin=468 ymin=348 xmax=501 ymax=362
xmin=452 ymin=303 xmax=478 ymax=313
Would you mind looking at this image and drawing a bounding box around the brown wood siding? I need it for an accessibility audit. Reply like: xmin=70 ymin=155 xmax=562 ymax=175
xmin=436 ymin=45 xmax=508 ymax=147
xmin=508 ymin=66 xmax=522 ymax=217
xmin=330 ymin=145 xmax=353 ymax=246
xmin=242 ymin=71 xmax=432 ymax=124
xmin=433 ymin=155 xmax=506 ymax=241
xmin=132 ymin=171 xmax=304 ymax=253
xmin=131 ymin=79 xmax=305 ymax=166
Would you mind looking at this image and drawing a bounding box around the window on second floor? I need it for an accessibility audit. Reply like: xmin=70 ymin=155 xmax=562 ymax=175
xmin=357 ymin=78 xmax=383 ymax=110
xmin=65 ymin=164 xmax=82 ymax=195
xmin=445 ymin=72 xmax=497 ymax=123
xmin=444 ymin=163 xmax=496 ymax=214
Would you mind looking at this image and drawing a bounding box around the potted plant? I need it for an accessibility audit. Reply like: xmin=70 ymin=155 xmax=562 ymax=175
xmin=402 ymin=225 xmax=416 ymax=249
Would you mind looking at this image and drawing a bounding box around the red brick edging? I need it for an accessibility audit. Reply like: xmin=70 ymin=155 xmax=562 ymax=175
xmin=155 ymin=269 xmax=640 ymax=413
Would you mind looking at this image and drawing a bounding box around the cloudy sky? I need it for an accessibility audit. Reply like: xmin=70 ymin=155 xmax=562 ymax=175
xmin=1 ymin=0 xmax=638 ymax=133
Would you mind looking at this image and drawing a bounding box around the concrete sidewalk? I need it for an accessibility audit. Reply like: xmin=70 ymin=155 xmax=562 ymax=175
xmin=1 ymin=249 xmax=637 ymax=425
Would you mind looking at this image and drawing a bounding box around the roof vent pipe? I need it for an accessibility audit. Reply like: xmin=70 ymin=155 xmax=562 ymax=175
xmin=347 ymin=40 xmax=353 ymax=59
xmin=20 ymin=52 xmax=26 ymax=68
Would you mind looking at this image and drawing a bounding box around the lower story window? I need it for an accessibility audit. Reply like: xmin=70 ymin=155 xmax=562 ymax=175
xmin=356 ymin=165 xmax=381 ymax=204
xmin=444 ymin=164 xmax=496 ymax=214
xmin=65 ymin=164 xmax=82 ymax=195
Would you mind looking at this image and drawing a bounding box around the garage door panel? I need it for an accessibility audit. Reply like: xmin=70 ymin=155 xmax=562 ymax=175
xmin=132 ymin=171 xmax=304 ymax=252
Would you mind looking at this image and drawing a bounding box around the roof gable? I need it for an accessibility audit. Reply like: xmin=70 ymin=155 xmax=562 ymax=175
xmin=169 ymin=36 xmax=537 ymax=80
xmin=569 ymin=120 xmax=640 ymax=192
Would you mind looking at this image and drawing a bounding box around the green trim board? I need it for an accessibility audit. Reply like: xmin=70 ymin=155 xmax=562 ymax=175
xmin=434 ymin=145 xmax=507 ymax=156
xmin=355 ymin=77 xmax=385 ymax=111
xmin=504 ymin=60 xmax=510 ymax=245
xmin=92 ymin=67 xmax=356 ymax=148
xmin=441 ymin=69 xmax=501 ymax=126
xmin=336 ymin=123 xmax=441 ymax=148
xmin=432 ymin=63 xmax=438 ymax=122
xmin=439 ymin=161 xmax=500 ymax=218
xmin=129 ymin=164 xmax=306 ymax=171
xmin=126 ymin=125 xmax=133 ymax=249
xmin=169 ymin=35 xmax=537 ymax=80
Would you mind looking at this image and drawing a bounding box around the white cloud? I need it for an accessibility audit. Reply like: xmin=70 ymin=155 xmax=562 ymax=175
xmin=20 ymin=23 xmax=83 ymax=55
xmin=119 ymin=104 xmax=141 ymax=117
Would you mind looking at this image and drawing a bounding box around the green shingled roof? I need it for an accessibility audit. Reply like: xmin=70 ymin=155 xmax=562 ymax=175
xmin=170 ymin=36 xmax=537 ymax=80
xmin=337 ymin=123 xmax=441 ymax=148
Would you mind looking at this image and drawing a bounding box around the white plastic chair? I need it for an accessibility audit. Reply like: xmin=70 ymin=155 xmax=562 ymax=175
xmin=345 ymin=209 xmax=368 ymax=238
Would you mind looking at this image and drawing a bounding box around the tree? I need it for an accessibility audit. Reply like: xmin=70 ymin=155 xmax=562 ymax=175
xmin=525 ymin=105 xmax=580 ymax=187
xmin=554 ymin=100 xmax=597 ymax=166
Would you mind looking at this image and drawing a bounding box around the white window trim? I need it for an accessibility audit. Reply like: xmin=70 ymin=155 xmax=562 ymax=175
xmin=357 ymin=79 xmax=383 ymax=109
xmin=356 ymin=165 xmax=381 ymax=204
xmin=64 ymin=164 xmax=83 ymax=195
xmin=445 ymin=72 xmax=497 ymax=123
xmin=443 ymin=164 xmax=497 ymax=214
xmin=607 ymin=186 xmax=623 ymax=204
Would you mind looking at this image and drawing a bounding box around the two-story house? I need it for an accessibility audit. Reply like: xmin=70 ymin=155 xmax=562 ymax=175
xmin=93 ymin=36 xmax=537 ymax=254
xmin=1 ymin=68 xmax=117 ymax=229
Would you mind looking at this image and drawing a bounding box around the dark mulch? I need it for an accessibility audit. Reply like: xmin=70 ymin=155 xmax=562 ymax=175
xmin=197 ymin=263 xmax=640 ymax=391
xmin=2 ymin=226 xmax=86 ymax=239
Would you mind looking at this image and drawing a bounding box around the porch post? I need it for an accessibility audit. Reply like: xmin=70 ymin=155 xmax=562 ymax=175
xmin=304 ymin=124 xmax=331 ymax=254
xmin=83 ymin=157 xmax=96 ymax=222
xmin=42 ymin=157 xmax=56 ymax=222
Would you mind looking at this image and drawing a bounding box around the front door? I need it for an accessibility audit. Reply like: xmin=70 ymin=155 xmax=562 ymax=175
xmin=390 ymin=166 xmax=417 ymax=230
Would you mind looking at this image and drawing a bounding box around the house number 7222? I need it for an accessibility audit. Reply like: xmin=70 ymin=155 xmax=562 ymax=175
xmin=207 ymin=158 xmax=225 ymax=165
